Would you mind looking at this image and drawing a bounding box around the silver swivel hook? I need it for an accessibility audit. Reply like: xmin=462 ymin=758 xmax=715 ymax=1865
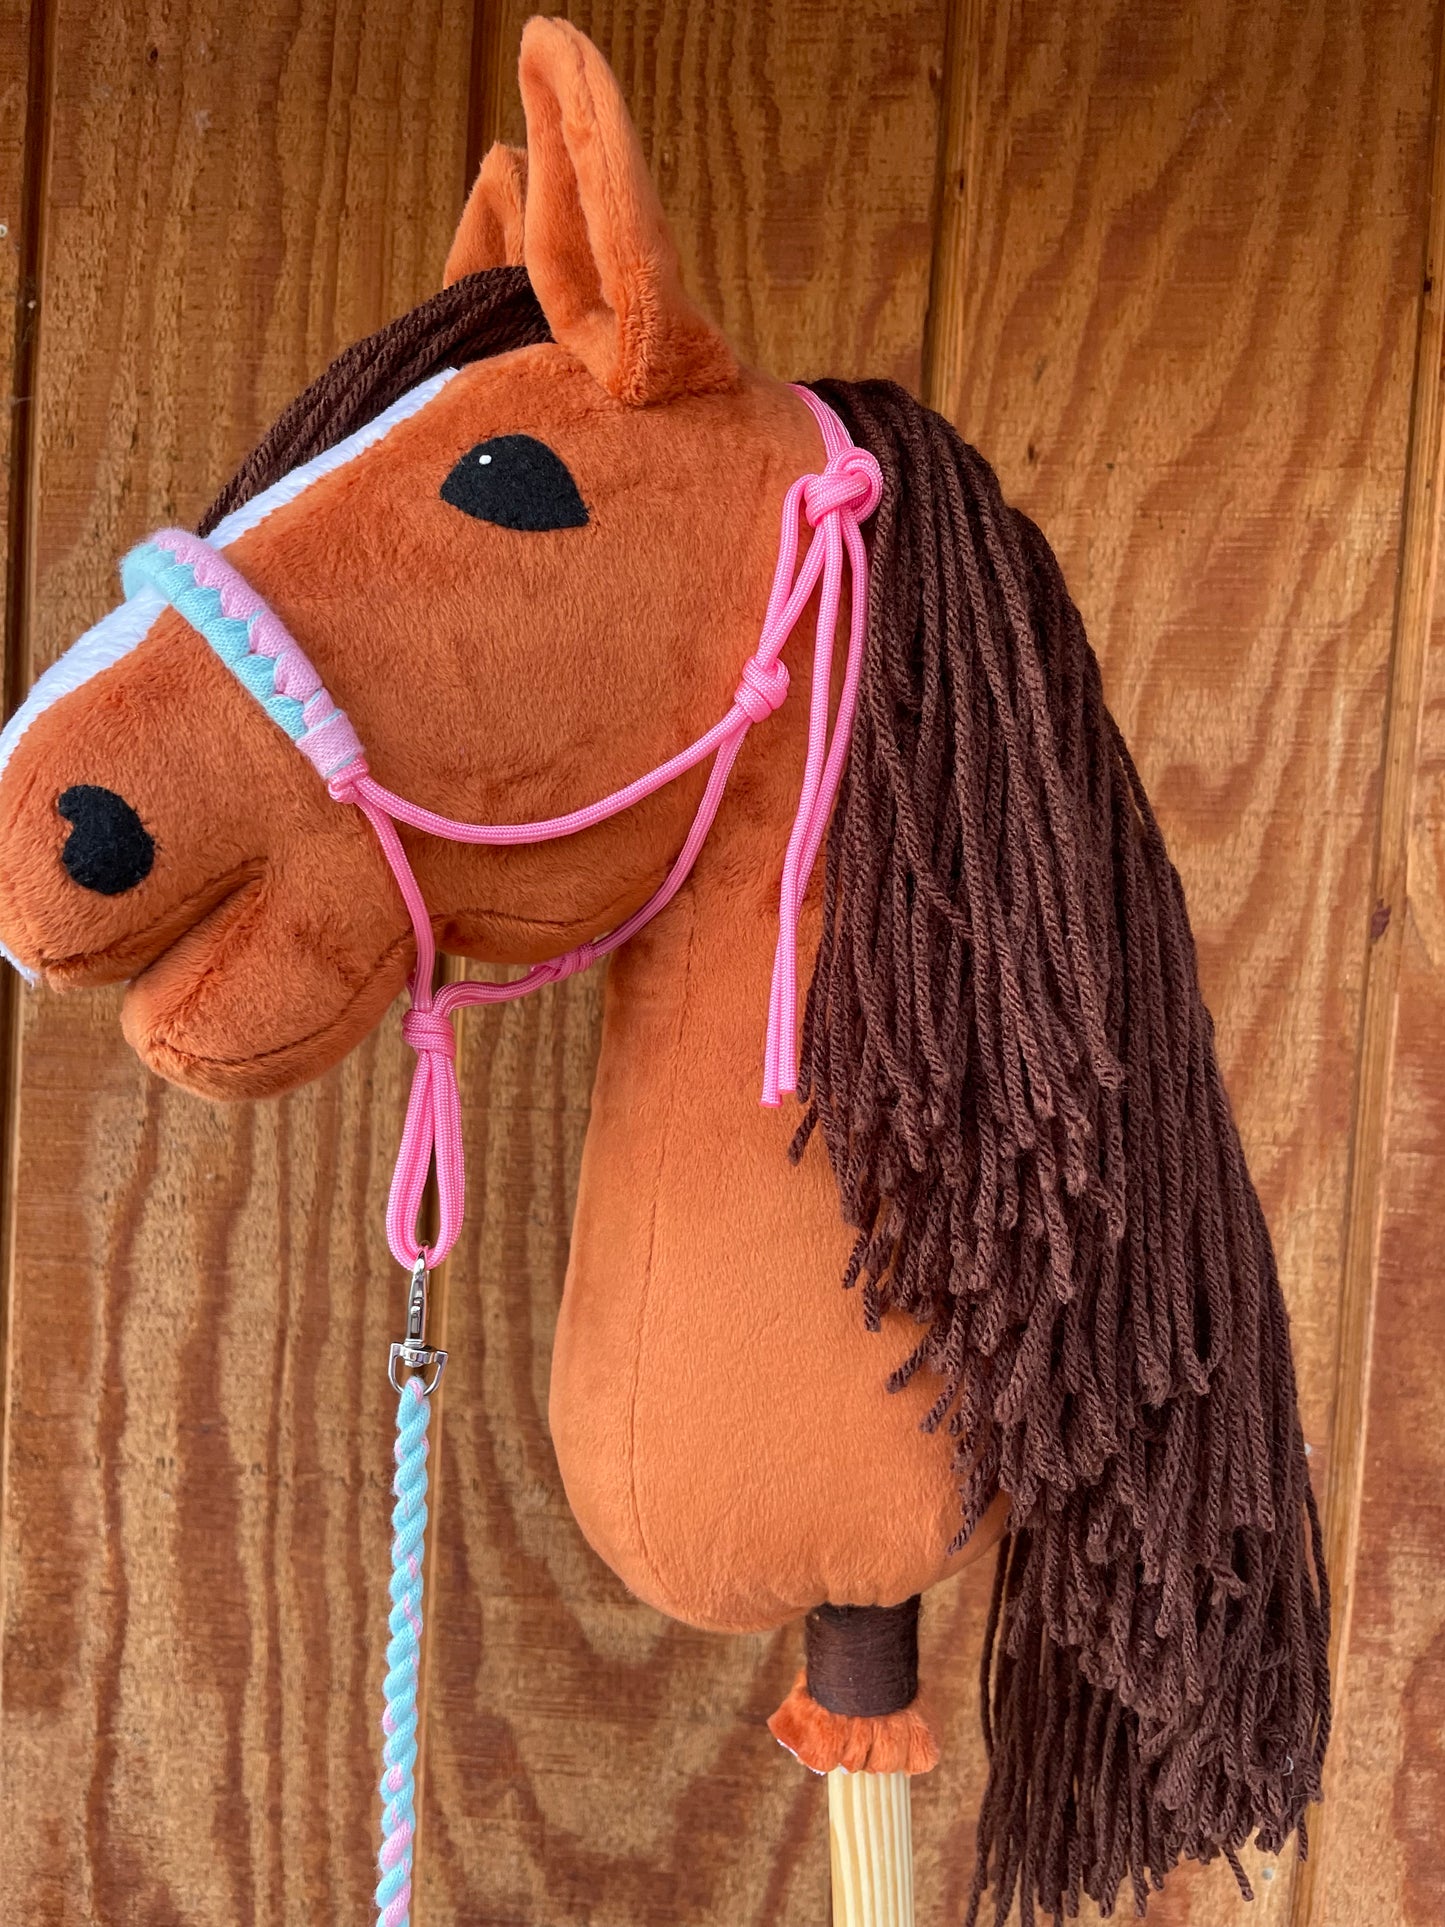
xmin=389 ymin=1254 xmax=449 ymax=1395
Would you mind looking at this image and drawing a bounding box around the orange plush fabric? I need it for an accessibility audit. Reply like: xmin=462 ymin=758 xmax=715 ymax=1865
xmin=547 ymin=637 xmax=1012 ymax=1626
xmin=768 ymin=1672 xmax=941 ymax=1776
xmin=0 ymin=350 xmax=799 ymax=1098
xmin=444 ymin=142 xmax=528 ymax=282
xmin=517 ymin=18 xmax=737 ymax=404
xmin=0 ymin=14 xmax=1001 ymax=1632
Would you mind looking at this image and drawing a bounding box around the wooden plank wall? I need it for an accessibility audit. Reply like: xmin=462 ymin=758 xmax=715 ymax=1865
xmin=0 ymin=3 xmax=1441 ymax=1924
xmin=1 ymin=5 xmax=478 ymax=1922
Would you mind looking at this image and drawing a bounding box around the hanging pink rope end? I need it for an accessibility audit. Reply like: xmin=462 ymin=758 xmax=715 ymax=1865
xmin=759 ymin=425 xmax=882 ymax=1106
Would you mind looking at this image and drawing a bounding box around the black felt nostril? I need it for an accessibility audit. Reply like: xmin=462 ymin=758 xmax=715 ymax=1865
xmin=57 ymin=785 xmax=156 ymax=895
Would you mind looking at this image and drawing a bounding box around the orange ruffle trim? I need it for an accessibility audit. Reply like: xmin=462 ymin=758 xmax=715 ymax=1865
xmin=767 ymin=1669 xmax=940 ymax=1775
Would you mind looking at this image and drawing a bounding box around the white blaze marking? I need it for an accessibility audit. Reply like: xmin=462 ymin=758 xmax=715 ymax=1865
xmin=0 ymin=366 xmax=461 ymax=980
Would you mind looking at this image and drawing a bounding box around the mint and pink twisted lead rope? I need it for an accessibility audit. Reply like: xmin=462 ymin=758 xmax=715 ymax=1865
xmin=375 ymin=1374 xmax=430 ymax=1927
xmin=122 ymin=383 xmax=881 ymax=1270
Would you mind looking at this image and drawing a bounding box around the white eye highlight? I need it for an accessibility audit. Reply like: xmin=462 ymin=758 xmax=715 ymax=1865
xmin=478 ymin=453 xmax=493 ymax=465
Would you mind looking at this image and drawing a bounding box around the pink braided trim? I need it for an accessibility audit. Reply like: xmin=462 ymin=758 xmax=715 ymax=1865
xmin=154 ymin=533 xmax=366 ymax=781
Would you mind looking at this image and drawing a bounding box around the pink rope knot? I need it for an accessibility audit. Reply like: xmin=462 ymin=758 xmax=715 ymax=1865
xmin=328 ymin=756 xmax=370 ymax=802
xmin=549 ymin=940 xmax=599 ymax=983
xmin=401 ymin=1007 xmax=457 ymax=1061
xmin=734 ymin=655 xmax=790 ymax=723
xmin=803 ymin=448 xmax=883 ymax=528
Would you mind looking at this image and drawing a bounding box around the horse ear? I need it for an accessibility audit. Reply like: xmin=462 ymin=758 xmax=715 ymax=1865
xmin=444 ymin=142 xmax=528 ymax=283
xmin=516 ymin=16 xmax=737 ymax=404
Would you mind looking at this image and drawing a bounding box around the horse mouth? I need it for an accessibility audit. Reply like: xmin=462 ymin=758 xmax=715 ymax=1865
xmin=37 ymin=860 xmax=265 ymax=987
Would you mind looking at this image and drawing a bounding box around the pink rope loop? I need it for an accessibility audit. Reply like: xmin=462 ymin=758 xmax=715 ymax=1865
xmin=734 ymin=655 xmax=790 ymax=723
xmin=386 ymin=1043 xmax=464 ymax=1269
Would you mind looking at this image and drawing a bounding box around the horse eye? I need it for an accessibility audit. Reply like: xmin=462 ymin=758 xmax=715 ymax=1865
xmin=439 ymin=435 xmax=589 ymax=532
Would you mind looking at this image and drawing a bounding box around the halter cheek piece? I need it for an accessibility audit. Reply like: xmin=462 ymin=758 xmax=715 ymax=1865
xmin=122 ymin=385 xmax=881 ymax=1272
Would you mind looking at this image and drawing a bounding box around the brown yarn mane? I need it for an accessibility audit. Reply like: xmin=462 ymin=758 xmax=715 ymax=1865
xmin=206 ymin=276 xmax=1330 ymax=1921
xmin=799 ymin=378 xmax=1331 ymax=1921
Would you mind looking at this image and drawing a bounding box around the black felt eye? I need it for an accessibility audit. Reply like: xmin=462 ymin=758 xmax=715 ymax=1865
xmin=57 ymin=785 xmax=155 ymax=895
xmin=439 ymin=435 xmax=589 ymax=532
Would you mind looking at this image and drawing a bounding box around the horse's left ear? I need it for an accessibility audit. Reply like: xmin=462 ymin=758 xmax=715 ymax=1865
xmin=516 ymin=16 xmax=737 ymax=405
xmin=444 ymin=142 xmax=528 ymax=282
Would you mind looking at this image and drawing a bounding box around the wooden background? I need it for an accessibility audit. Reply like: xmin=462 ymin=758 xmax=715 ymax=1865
xmin=0 ymin=0 xmax=1442 ymax=1921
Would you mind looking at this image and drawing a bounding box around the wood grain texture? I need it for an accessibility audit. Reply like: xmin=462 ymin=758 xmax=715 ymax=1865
xmin=922 ymin=0 xmax=982 ymax=414
xmin=0 ymin=0 xmax=40 ymax=671
xmin=0 ymin=0 xmax=43 ymax=1499
xmin=925 ymin=0 xmax=1440 ymax=1920
xmin=0 ymin=0 xmax=475 ymax=1918
xmin=1303 ymin=465 xmax=1445 ymax=1927
xmin=829 ymin=1769 xmax=915 ymax=1927
xmin=422 ymin=9 xmax=948 ymax=1922
xmin=484 ymin=0 xmax=947 ymax=387
xmin=1291 ymin=20 xmax=1445 ymax=1916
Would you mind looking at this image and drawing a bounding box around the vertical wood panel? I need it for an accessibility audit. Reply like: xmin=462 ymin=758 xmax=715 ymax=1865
xmin=0 ymin=2 xmax=476 ymax=1919
xmin=1297 ymin=27 xmax=1445 ymax=1911
xmin=1290 ymin=11 xmax=1445 ymax=1923
xmin=0 ymin=0 xmax=39 ymax=665
xmin=925 ymin=0 xmax=1440 ymax=1920
xmin=420 ymin=6 xmax=948 ymax=1923
xmin=1307 ymin=518 xmax=1445 ymax=1927
xmin=0 ymin=0 xmax=43 ymax=1496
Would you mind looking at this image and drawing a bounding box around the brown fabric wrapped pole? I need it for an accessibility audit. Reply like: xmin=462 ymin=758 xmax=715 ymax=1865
xmin=771 ymin=1599 xmax=933 ymax=1927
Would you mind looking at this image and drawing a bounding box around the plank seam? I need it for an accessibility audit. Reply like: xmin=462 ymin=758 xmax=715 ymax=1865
xmin=3 ymin=0 xmax=50 ymax=710
xmin=921 ymin=0 xmax=986 ymax=416
xmin=1288 ymin=3 xmax=1445 ymax=1918
xmin=466 ymin=0 xmax=512 ymax=186
xmin=0 ymin=0 xmax=55 ymax=1671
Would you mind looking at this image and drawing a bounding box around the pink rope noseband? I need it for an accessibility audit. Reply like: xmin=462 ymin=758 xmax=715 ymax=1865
xmin=141 ymin=386 xmax=880 ymax=1269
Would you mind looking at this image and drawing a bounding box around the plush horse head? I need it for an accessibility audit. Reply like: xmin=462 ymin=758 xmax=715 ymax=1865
xmin=0 ymin=16 xmax=1329 ymax=1921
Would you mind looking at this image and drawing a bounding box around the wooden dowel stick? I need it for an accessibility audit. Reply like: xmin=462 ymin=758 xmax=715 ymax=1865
xmin=827 ymin=1768 xmax=914 ymax=1927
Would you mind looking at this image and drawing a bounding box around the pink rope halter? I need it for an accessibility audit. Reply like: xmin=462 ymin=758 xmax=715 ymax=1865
xmin=141 ymin=385 xmax=880 ymax=1269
